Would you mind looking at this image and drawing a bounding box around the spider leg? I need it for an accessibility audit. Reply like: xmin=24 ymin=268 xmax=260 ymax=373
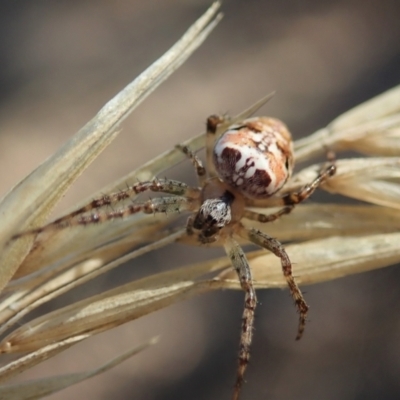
xmin=176 ymin=144 xmax=207 ymax=186
xmin=11 ymin=179 xmax=200 ymax=240
xmin=75 ymin=196 xmax=192 ymax=226
xmin=245 ymin=161 xmax=336 ymax=208
xmin=223 ymin=236 xmax=256 ymax=400
xmin=13 ymin=197 xmax=192 ymax=239
xmin=205 ymin=115 xmax=225 ymax=179
xmin=238 ymin=225 xmax=308 ymax=340
xmin=282 ymin=163 xmax=336 ymax=207
xmin=243 ymin=205 xmax=294 ymax=223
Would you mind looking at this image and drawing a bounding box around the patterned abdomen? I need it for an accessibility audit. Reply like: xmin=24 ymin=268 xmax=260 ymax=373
xmin=213 ymin=117 xmax=294 ymax=199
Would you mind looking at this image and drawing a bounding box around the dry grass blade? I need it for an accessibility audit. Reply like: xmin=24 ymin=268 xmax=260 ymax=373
xmin=0 ymin=257 xmax=226 ymax=354
xmin=241 ymin=204 xmax=400 ymax=242
xmin=0 ymin=335 xmax=90 ymax=384
xmin=0 ymin=337 xmax=158 ymax=399
xmin=295 ymin=85 xmax=400 ymax=161
xmin=331 ymin=84 xmax=400 ymax=130
xmin=324 ymin=158 xmax=400 ymax=208
xmin=0 ymin=229 xmax=186 ymax=336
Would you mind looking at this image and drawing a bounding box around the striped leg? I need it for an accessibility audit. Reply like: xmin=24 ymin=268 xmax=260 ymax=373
xmin=74 ymin=197 xmax=192 ymax=227
xmin=224 ymin=236 xmax=257 ymax=400
xmin=238 ymin=226 xmax=308 ymax=340
xmin=245 ymin=162 xmax=336 ymax=208
xmin=176 ymin=144 xmax=207 ymax=186
xmin=281 ymin=164 xmax=336 ymax=206
xmin=243 ymin=205 xmax=294 ymax=223
xmin=205 ymin=115 xmax=225 ymax=178
xmin=11 ymin=179 xmax=199 ymax=240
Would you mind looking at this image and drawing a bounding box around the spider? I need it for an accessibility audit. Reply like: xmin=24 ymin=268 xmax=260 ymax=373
xmin=12 ymin=114 xmax=336 ymax=400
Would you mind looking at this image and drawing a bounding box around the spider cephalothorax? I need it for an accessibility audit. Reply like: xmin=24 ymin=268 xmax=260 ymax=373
xmin=11 ymin=114 xmax=336 ymax=400
xmin=193 ymin=195 xmax=233 ymax=240
xmin=191 ymin=177 xmax=245 ymax=243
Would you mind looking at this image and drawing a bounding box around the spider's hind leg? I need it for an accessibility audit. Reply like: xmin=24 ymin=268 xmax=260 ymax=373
xmin=223 ymin=236 xmax=257 ymax=400
xmin=238 ymin=225 xmax=308 ymax=341
xmin=245 ymin=155 xmax=336 ymax=209
xmin=282 ymin=161 xmax=336 ymax=207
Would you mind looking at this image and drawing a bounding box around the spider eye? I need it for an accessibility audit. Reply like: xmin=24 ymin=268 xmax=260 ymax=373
xmin=213 ymin=117 xmax=294 ymax=199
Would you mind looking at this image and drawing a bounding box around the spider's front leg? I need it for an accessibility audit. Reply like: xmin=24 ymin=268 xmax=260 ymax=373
xmin=175 ymin=115 xmax=226 ymax=184
xmin=176 ymin=144 xmax=207 ymax=186
xmin=238 ymin=225 xmax=308 ymax=340
xmin=10 ymin=179 xmax=200 ymax=240
xmin=205 ymin=114 xmax=226 ymax=179
xmin=224 ymin=236 xmax=257 ymax=400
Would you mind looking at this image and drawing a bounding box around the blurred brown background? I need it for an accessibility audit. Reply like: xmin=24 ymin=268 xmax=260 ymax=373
xmin=1 ymin=1 xmax=400 ymax=399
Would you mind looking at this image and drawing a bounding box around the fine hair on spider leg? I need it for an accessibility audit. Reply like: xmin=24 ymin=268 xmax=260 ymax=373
xmin=11 ymin=112 xmax=336 ymax=400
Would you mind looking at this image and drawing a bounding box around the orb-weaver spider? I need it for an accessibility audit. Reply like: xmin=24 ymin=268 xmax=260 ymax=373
xmin=12 ymin=114 xmax=336 ymax=400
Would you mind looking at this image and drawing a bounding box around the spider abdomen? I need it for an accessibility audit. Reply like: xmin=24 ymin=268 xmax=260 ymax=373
xmin=213 ymin=117 xmax=294 ymax=199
